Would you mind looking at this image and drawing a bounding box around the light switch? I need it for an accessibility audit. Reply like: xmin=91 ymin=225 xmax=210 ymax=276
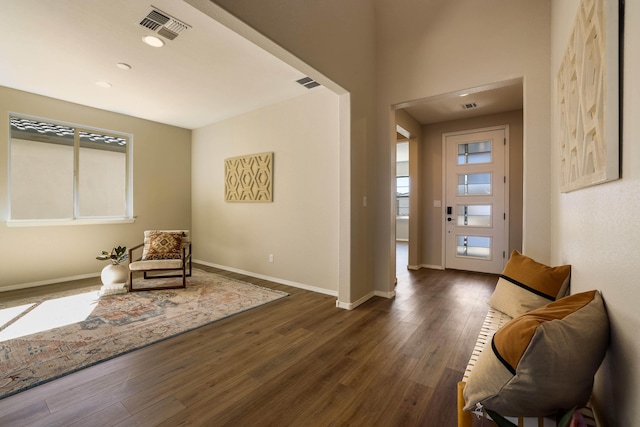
xmin=434 ymin=200 xmax=441 ymax=208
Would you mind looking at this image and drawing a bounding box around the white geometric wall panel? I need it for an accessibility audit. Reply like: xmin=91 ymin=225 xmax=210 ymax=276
xmin=557 ymin=0 xmax=619 ymax=192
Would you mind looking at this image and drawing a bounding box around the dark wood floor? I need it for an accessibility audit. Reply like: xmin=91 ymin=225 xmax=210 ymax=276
xmin=0 ymin=243 xmax=497 ymax=426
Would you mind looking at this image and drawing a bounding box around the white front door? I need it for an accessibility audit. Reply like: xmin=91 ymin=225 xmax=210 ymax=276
xmin=444 ymin=127 xmax=508 ymax=274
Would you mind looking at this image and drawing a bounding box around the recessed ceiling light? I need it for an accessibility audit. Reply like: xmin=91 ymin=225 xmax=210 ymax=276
xmin=142 ymin=35 xmax=164 ymax=47
xmin=95 ymin=81 xmax=112 ymax=88
xmin=116 ymin=62 xmax=132 ymax=70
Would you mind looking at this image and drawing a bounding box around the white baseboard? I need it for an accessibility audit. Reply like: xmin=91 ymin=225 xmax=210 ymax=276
xmin=375 ymin=289 xmax=396 ymax=299
xmin=408 ymin=264 xmax=444 ymax=270
xmin=193 ymin=259 xmax=338 ymax=297
xmin=1 ymin=272 xmax=101 ymax=293
xmin=335 ymin=287 xmax=396 ymax=310
xmin=336 ymin=291 xmax=375 ymax=310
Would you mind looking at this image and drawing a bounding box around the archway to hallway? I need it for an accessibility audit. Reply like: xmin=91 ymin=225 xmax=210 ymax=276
xmin=391 ymin=79 xmax=524 ymax=288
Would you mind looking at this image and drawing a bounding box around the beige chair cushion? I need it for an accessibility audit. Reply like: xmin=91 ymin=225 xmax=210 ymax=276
xmin=489 ymin=250 xmax=571 ymax=318
xmin=142 ymin=230 xmax=185 ymax=260
xmin=129 ymin=259 xmax=183 ymax=271
xmin=464 ymin=290 xmax=609 ymax=416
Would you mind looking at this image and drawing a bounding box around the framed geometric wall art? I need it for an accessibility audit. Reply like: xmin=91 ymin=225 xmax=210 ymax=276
xmin=557 ymin=0 xmax=621 ymax=192
xmin=224 ymin=152 xmax=273 ymax=202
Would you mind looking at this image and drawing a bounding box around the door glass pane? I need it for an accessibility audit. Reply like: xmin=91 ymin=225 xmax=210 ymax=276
xmin=457 ymin=141 xmax=492 ymax=165
xmin=457 ymin=173 xmax=492 ymax=195
xmin=456 ymin=235 xmax=491 ymax=259
xmin=456 ymin=204 xmax=492 ymax=227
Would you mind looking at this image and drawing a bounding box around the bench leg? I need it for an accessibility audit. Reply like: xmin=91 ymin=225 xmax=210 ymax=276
xmin=458 ymin=382 xmax=472 ymax=427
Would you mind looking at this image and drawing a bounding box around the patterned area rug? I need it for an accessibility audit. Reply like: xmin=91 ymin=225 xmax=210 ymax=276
xmin=0 ymin=269 xmax=288 ymax=400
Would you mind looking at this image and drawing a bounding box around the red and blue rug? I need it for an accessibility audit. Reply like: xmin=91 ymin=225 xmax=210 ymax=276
xmin=0 ymin=269 xmax=287 ymax=400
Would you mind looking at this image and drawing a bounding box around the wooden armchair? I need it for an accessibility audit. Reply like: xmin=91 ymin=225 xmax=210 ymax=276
xmin=128 ymin=230 xmax=192 ymax=291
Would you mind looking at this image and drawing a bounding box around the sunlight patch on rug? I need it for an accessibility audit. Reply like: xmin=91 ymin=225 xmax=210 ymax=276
xmin=0 ymin=292 xmax=98 ymax=342
xmin=0 ymin=269 xmax=288 ymax=400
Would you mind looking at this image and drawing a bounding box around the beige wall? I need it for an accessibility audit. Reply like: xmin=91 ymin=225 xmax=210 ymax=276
xmin=0 ymin=86 xmax=191 ymax=290
xmin=417 ymin=110 xmax=524 ymax=269
xmin=197 ymin=0 xmax=550 ymax=304
xmin=551 ymin=1 xmax=639 ymax=424
xmin=374 ymin=0 xmax=551 ymax=294
xmin=1 ymin=3 xmax=636 ymax=421
xmin=194 ymin=0 xmax=377 ymax=306
xmin=192 ymin=89 xmax=340 ymax=294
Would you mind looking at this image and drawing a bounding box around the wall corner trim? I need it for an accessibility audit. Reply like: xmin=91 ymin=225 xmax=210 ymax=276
xmin=336 ymin=290 xmax=376 ymax=310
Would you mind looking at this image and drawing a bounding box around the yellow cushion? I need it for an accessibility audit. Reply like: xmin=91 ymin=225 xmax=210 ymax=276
xmin=489 ymin=250 xmax=571 ymax=318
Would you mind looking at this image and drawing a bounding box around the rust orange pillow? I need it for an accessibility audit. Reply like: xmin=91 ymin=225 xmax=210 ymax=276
xmin=489 ymin=250 xmax=571 ymax=318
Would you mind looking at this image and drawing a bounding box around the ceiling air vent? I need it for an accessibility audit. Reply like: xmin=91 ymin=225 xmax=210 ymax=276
xmin=461 ymin=101 xmax=478 ymax=110
xmin=139 ymin=6 xmax=190 ymax=40
xmin=296 ymin=77 xmax=321 ymax=89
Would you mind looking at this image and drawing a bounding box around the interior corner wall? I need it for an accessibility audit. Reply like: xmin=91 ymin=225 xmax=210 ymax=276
xmin=191 ymin=89 xmax=340 ymax=294
xmin=0 ymin=86 xmax=192 ymax=291
xmin=394 ymin=109 xmax=423 ymax=267
xmin=195 ymin=0 xmax=377 ymax=306
xmin=551 ymin=1 xmax=640 ymax=425
xmin=373 ymin=0 xmax=551 ymax=294
xmin=418 ymin=110 xmax=523 ymax=268
xmin=395 ymin=109 xmax=422 ymax=142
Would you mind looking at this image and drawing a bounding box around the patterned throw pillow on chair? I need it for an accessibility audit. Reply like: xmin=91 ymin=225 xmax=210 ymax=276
xmin=142 ymin=231 xmax=183 ymax=260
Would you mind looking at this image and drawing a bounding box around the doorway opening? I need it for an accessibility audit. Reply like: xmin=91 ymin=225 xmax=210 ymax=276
xmin=394 ymin=123 xmax=417 ymax=281
xmin=396 ymin=140 xmax=410 ymax=242
xmin=390 ymin=79 xmax=523 ymax=285
xmin=395 ymin=139 xmax=409 ymax=280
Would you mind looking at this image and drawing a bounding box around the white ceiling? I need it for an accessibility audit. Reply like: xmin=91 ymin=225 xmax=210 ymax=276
xmin=399 ymin=80 xmax=523 ymax=125
xmin=1 ymin=0 xmax=522 ymax=131
xmin=0 ymin=0 xmax=316 ymax=130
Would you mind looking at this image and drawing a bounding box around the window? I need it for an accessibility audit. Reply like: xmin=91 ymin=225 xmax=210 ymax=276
xmin=9 ymin=115 xmax=132 ymax=223
xmin=396 ymin=175 xmax=409 ymax=217
xmin=396 ymin=144 xmax=409 ymax=218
